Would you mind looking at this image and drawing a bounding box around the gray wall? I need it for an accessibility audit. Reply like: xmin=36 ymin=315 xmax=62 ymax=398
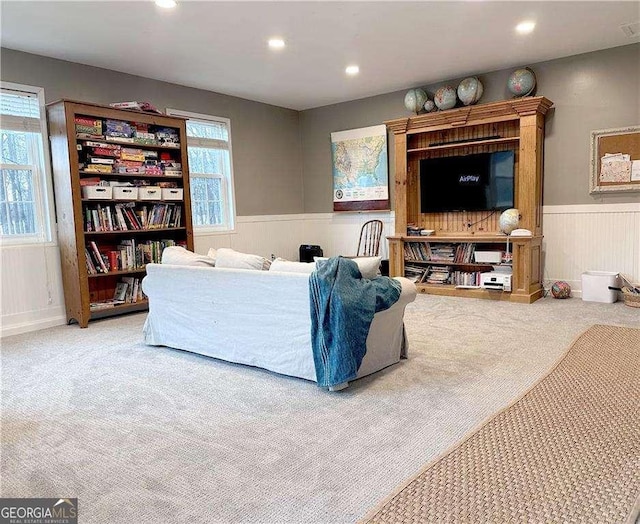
xmin=300 ymin=44 xmax=640 ymax=212
xmin=0 ymin=48 xmax=303 ymax=216
xmin=2 ymin=45 xmax=638 ymax=216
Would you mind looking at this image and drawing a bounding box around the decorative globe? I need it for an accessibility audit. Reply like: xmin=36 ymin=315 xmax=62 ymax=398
xmin=457 ymin=77 xmax=484 ymax=106
xmin=404 ymin=88 xmax=428 ymax=114
xmin=423 ymin=99 xmax=436 ymax=113
xmin=434 ymin=86 xmax=457 ymax=110
xmin=507 ymin=67 xmax=536 ymax=97
xmin=499 ymin=208 xmax=520 ymax=234
xmin=551 ymin=281 xmax=571 ymax=299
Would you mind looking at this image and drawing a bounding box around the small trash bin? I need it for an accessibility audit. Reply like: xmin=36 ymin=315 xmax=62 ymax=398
xmin=299 ymin=244 xmax=323 ymax=263
xmin=581 ymin=271 xmax=619 ymax=303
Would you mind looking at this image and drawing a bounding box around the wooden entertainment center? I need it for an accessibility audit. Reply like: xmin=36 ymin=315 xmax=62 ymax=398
xmin=385 ymin=96 xmax=553 ymax=303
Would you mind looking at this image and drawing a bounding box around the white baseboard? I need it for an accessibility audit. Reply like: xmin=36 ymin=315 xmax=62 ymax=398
xmin=1 ymin=311 xmax=67 ymax=338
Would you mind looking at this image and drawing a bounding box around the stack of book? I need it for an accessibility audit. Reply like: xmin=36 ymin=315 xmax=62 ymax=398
xmin=429 ymin=245 xmax=456 ymax=262
xmin=424 ymin=266 xmax=451 ymax=285
xmin=404 ymin=265 xmax=425 ymax=283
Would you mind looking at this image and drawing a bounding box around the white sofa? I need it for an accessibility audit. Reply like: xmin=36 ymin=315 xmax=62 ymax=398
xmin=142 ymin=263 xmax=417 ymax=389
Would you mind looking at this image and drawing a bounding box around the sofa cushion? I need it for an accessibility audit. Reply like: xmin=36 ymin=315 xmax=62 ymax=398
xmin=162 ymin=246 xmax=216 ymax=267
xmin=315 ymin=256 xmax=382 ymax=279
xmin=215 ymin=248 xmax=271 ymax=271
xmin=269 ymin=258 xmax=316 ymax=274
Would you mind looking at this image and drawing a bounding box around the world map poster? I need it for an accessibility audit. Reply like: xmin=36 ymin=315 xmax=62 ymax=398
xmin=331 ymin=124 xmax=389 ymax=211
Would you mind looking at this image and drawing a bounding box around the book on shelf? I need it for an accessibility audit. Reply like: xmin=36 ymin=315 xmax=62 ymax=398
xmin=85 ymin=248 xmax=97 ymax=275
xmin=404 ymin=264 xmax=426 ymax=283
xmin=422 ymin=266 xmax=451 ymax=285
xmin=113 ymin=282 xmax=128 ymax=302
xmin=90 ymin=300 xmax=121 ymax=311
xmin=88 ymin=241 xmax=108 ymax=273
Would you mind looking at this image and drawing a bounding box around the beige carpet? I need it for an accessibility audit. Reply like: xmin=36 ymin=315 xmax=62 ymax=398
xmin=2 ymin=296 xmax=639 ymax=523
xmin=362 ymin=324 xmax=640 ymax=524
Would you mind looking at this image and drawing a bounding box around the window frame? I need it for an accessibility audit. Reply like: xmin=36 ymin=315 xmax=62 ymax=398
xmin=0 ymin=81 xmax=56 ymax=246
xmin=166 ymin=108 xmax=237 ymax=234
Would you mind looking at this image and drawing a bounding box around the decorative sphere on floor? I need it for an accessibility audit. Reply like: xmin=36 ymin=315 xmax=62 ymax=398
xmin=498 ymin=208 xmax=520 ymax=234
xmin=434 ymin=86 xmax=457 ymax=110
xmin=457 ymin=76 xmax=484 ymax=106
xmin=551 ymin=281 xmax=571 ymax=299
xmin=507 ymin=67 xmax=537 ymax=97
xmin=404 ymin=88 xmax=428 ymax=114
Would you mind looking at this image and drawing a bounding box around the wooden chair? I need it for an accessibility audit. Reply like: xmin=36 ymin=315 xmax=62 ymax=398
xmin=357 ymin=220 xmax=383 ymax=257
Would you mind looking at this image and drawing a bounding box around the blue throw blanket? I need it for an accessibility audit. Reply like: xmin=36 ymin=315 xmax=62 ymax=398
xmin=309 ymin=257 xmax=402 ymax=388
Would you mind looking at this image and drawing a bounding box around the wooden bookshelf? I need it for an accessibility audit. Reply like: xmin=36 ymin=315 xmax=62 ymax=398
xmin=47 ymin=100 xmax=194 ymax=327
xmin=385 ymin=97 xmax=553 ymax=303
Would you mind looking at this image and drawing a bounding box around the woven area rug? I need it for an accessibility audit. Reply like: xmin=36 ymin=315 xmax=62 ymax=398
xmin=362 ymin=324 xmax=640 ymax=524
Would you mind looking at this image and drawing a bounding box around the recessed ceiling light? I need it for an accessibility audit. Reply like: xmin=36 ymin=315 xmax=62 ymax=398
xmin=268 ymin=38 xmax=286 ymax=49
xmin=155 ymin=0 xmax=177 ymax=8
xmin=345 ymin=65 xmax=360 ymax=76
xmin=516 ymin=21 xmax=536 ymax=34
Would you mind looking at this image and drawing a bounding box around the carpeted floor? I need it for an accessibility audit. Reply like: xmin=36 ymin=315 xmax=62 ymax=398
xmin=1 ymin=295 xmax=639 ymax=523
xmin=362 ymin=324 xmax=640 ymax=524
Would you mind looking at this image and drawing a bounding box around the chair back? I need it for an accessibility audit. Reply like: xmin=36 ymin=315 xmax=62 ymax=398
xmin=357 ymin=220 xmax=383 ymax=257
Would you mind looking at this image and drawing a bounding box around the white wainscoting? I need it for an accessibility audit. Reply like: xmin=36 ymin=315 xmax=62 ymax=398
xmin=194 ymin=211 xmax=395 ymax=261
xmin=542 ymin=203 xmax=640 ymax=295
xmin=3 ymin=205 xmax=638 ymax=336
xmin=1 ymin=243 xmax=66 ymax=337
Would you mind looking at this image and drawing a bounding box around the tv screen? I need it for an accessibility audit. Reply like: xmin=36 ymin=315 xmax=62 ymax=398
xmin=420 ymin=151 xmax=515 ymax=212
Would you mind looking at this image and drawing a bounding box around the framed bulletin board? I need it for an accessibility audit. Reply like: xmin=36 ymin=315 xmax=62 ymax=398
xmin=590 ymin=125 xmax=640 ymax=194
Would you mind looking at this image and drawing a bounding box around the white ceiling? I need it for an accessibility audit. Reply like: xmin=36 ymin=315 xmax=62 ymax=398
xmin=1 ymin=1 xmax=638 ymax=110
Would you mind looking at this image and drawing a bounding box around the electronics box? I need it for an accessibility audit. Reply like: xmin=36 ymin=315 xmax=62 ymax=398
xmin=480 ymin=271 xmax=512 ymax=292
xmin=82 ymin=186 xmax=112 ymax=200
xmin=474 ymin=251 xmax=503 ymax=264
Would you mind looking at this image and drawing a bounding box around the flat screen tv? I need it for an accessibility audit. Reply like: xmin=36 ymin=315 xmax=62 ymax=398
xmin=420 ymin=151 xmax=515 ymax=212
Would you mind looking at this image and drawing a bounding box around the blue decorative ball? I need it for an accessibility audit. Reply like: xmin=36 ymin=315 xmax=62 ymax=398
xmin=507 ymin=67 xmax=536 ymax=97
xmin=434 ymin=85 xmax=457 ymax=110
xmin=551 ymin=281 xmax=571 ymax=299
xmin=404 ymin=88 xmax=428 ymax=114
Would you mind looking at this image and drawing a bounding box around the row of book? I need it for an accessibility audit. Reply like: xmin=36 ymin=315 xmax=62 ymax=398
xmin=85 ymin=203 xmax=182 ymax=232
xmin=89 ymin=276 xmax=145 ymax=311
xmin=403 ymin=265 xmax=484 ymax=287
xmin=404 ymin=242 xmax=476 ymax=263
xmin=85 ymin=238 xmax=184 ymax=274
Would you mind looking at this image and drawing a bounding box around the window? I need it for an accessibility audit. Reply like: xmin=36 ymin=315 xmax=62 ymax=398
xmin=166 ymin=109 xmax=236 ymax=232
xmin=0 ymin=83 xmax=53 ymax=243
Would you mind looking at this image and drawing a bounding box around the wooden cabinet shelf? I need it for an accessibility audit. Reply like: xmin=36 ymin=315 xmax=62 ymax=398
xmin=84 ymin=227 xmax=187 ymax=235
xmin=76 ymin=136 xmax=181 ymax=150
xmin=79 ymin=171 xmax=183 ymax=178
xmin=48 ymin=99 xmax=194 ymax=327
xmin=406 ymin=259 xmax=504 ymax=268
xmin=407 ymin=136 xmax=519 ymax=153
xmin=90 ymin=299 xmax=149 ymax=318
xmin=88 ymin=267 xmax=147 ymax=278
xmin=385 ymin=97 xmax=552 ymax=303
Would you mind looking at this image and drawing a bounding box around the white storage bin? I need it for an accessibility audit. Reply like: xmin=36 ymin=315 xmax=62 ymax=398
xmin=82 ymin=186 xmax=112 ymax=200
xmin=474 ymin=251 xmax=503 ymax=264
xmin=112 ymin=187 xmax=139 ymax=200
xmin=161 ymin=188 xmax=183 ymax=201
xmin=138 ymin=186 xmax=162 ymax=200
xmin=581 ymin=271 xmax=619 ymax=303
